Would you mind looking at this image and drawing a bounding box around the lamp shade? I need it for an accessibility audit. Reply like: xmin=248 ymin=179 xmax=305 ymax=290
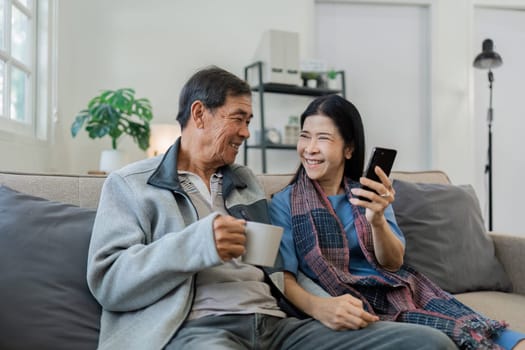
xmin=473 ymin=39 xmax=503 ymax=69
xmin=146 ymin=123 xmax=181 ymax=158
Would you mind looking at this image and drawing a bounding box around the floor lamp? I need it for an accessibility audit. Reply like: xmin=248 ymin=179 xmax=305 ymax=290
xmin=473 ymin=38 xmax=503 ymax=231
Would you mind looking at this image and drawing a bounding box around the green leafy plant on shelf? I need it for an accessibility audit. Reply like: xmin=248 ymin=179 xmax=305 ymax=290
xmin=301 ymin=71 xmax=320 ymax=81
xmin=71 ymin=88 xmax=153 ymax=151
xmin=327 ymin=69 xmax=338 ymax=80
xmin=324 ymin=69 xmax=340 ymax=90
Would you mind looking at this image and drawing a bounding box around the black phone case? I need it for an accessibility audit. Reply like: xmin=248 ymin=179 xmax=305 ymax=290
xmin=358 ymin=147 xmax=397 ymax=201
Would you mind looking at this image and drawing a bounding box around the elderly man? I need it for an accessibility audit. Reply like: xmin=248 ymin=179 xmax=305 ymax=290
xmin=87 ymin=66 xmax=457 ymax=350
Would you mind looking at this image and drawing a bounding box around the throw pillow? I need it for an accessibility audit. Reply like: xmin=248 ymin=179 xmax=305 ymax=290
xmin=0 ymin=185 xmax=101 ymax=350
xmin=392 ymin=180 xmax=512 ymax=294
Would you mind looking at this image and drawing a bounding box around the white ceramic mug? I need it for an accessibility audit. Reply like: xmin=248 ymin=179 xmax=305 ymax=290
xmin=242 ymin=221 xmax=284 ymax=267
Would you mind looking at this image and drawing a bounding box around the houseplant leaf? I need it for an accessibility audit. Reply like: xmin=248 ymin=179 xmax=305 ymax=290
xmin=71 ymin=88 xmax=153 ymax=151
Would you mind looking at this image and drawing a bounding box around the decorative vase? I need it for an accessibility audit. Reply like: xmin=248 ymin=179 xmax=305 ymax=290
xmin=99 ymin=150 xmax=128 ymax=173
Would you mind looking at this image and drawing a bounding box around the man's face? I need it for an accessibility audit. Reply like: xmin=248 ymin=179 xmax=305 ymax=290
xmin=203 ymin=94 xmax=252 ymax=167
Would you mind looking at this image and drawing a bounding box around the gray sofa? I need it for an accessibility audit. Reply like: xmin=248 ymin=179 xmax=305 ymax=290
xmin=0 ymin=170 xmax=524 ymax=349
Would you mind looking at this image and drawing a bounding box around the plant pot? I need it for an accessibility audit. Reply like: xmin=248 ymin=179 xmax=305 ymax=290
xmin=306 ymin=79 xmax=318 ymax=88
xmin=99 ymin=150 xmax=128 ymax=173
xmin=327 ymin=78 xmax=339 ymax=90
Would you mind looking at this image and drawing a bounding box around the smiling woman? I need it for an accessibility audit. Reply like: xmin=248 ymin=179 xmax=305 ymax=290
xmin=270 ymin=93 xmax=525 ymax=350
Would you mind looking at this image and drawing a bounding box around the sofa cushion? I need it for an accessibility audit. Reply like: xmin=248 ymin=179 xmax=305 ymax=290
xmin=392 ymin=180 xmax=512 ymax=294
xmin=0 ymin=185 xmax=100 ymax=350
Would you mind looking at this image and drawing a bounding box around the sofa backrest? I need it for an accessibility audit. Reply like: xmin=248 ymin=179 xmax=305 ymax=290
xmin=0 ymin=171 xmax=106 ymax=208
xmin=257 ymin=170 xmax=451 ymax=200
xmin=0 ymin=170 xmax=451 ymax=208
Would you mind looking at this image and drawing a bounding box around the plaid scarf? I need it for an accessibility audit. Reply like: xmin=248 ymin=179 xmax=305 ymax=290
xmin=290 ymin=169 xmax=507 ymax=350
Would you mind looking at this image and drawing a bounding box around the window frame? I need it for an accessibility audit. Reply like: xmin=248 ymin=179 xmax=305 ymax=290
xmin=0 ymin=0 xmax=53 ymax=140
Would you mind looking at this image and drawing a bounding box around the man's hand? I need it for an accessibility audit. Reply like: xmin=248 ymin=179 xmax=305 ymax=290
xmin=212 ymin=215 xmax=247 ymax=261
xmin=312 ymin=294 xmax=379 ymax=330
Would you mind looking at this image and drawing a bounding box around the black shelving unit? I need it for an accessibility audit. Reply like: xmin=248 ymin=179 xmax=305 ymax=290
xmin=243 ymin=61 xmax=346 ymax=173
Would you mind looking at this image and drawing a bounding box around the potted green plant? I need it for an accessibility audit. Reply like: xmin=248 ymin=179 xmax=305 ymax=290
xmin=301 ymin=71 xmax=321 ymax=88
xmin=326 ymin=69 xmax=339 ymax=89
xmin=71 ymin=88 xmax=153 ymax=172
xmin=327 ymin=69 xmax=338 ymax=80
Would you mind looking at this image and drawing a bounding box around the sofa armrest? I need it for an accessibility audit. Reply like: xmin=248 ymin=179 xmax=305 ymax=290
xmin=490 ymin=232 xmax=525 ymax=295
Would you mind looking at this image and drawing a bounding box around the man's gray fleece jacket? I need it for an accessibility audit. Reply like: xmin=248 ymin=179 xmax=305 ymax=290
xmin=86 ymin=141 xmax=274 ymax=350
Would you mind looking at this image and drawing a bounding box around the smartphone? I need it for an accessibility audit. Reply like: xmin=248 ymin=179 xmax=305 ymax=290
xmin=358 ymin=147 xmax=397 ymax=201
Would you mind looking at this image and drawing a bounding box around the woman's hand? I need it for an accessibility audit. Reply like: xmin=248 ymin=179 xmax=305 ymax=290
xmin=350 ymin=165 xmax=394 ymax=225
xmin=312 ymin=294 xmax=379 ymax=331
xmin=349 ymin=166 xmax=404 ymax=271
xmin=283 ymin=272 xmax=378 ymax=330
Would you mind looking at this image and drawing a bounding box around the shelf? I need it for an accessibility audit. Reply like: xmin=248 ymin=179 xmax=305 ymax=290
xmin=243 ymin=61 xmax=345 ymax=173
xmin=246 ymin=143 xmax=296 ymax=150
xmin=251 ymin=83 xmax=342 ymax=97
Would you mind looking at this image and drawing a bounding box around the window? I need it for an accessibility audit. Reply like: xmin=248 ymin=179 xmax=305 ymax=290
xmin=0 ymin=0 xmax=52 ymax=138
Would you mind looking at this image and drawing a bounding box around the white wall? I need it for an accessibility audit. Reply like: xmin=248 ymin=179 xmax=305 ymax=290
xmin=51 ymin=0 xmax=315 ymax=174
xmin=0 ymin=131 xmax=51 ymax=171
xmin=473 ymin=6 xmax=525 ymax=234
xmin=315 ymin=2 xmax=431 ymax=172
xmin=0 ymin=0 xmax=512 ymax=175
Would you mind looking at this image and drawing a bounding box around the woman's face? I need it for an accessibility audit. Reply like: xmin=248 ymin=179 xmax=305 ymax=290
xmin=297 ymin=114 xmax=352 ymax=194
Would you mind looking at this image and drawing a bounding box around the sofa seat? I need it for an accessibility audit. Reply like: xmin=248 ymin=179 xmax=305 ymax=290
xmin=455 ymin=292 xmax=525 ymax=330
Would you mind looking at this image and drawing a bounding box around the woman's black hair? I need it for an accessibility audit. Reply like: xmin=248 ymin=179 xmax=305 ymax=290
xmin=291 ymin=94 xmax=366 ymax=183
